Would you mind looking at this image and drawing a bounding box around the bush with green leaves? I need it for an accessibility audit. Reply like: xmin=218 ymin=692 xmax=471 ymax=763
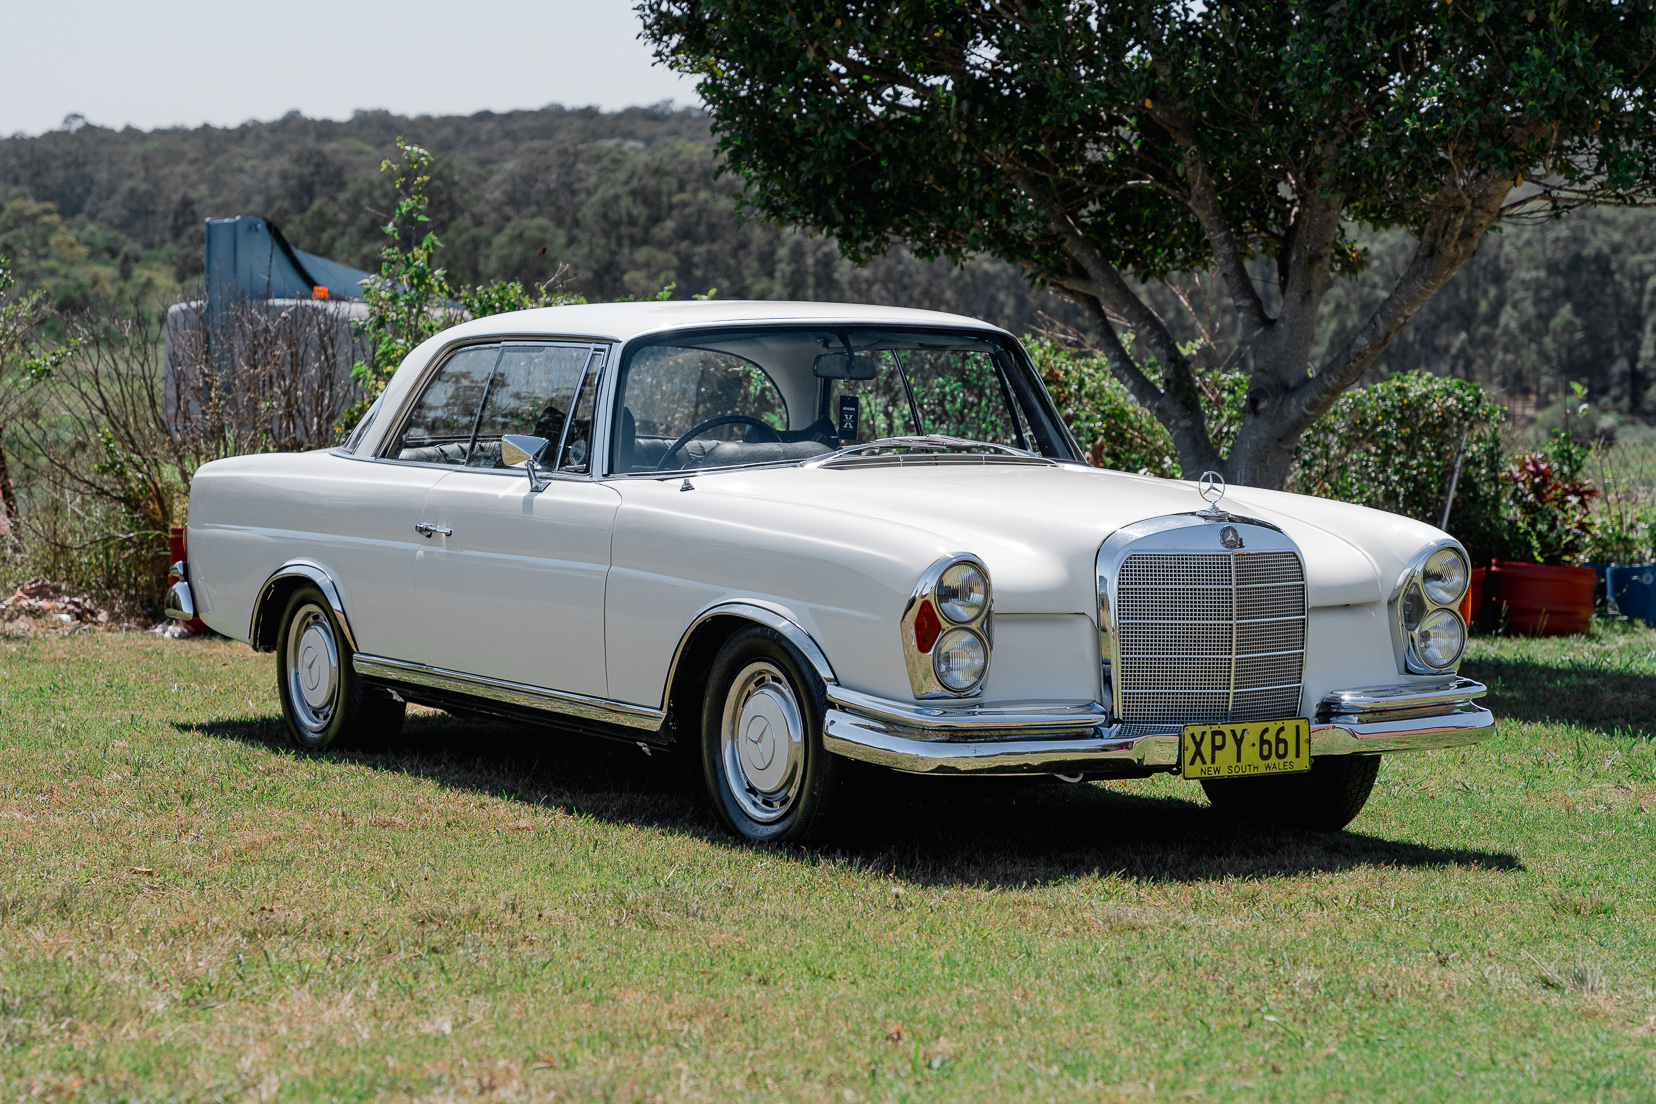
xmin=343 ymin=139 xmax=588 ymax=433
xmin=1291 ymin=372 xmax=1508 ymax=562
xmin=1028 ymin=339 xmax=1179 ymax=477
xmin=1500 ymin=431 xmax=1600 ymax=567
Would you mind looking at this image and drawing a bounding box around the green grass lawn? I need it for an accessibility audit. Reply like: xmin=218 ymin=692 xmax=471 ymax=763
xmin=2 ymin=623 xmax=1655 ymax=1102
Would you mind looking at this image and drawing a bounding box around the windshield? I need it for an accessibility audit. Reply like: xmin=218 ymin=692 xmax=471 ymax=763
xmin=610 ymin=327 xmax=1076 ymax=474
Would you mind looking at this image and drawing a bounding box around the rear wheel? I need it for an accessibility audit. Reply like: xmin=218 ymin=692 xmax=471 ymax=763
xmin=700 ymin=625 xmax=844 ymax=844
xmin=275 ymin=585 xmax=405 ymax=752
xmin=1201 ymin=755 xmax=1380 ymax=831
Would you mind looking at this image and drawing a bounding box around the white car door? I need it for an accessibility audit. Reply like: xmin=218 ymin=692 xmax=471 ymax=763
xmin=407 ymin=342 xmax=620 ymax=698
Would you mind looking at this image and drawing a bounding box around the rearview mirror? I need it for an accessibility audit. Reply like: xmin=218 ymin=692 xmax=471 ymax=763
xmin=501 ymin=434 xmax=551 ymax=491
xmin=813 ymin=352 xmax=878 ymax=380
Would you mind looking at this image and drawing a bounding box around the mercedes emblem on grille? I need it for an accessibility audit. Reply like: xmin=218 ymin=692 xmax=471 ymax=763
xmin=1220 ymin=525 xmax=1244 ymax=549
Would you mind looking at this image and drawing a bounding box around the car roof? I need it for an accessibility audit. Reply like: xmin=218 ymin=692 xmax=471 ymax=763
xmin=432 ymin=299 xmax=1014 ymax=345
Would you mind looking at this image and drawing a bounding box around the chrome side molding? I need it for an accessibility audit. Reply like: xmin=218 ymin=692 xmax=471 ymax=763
xmin=353 ymin=654 xmax=665 ymax=732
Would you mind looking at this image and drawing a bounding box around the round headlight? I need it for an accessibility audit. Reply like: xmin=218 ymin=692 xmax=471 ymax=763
xmin=1415 ymin=608 xmax=1466 ymax=669
xmin=933 ymin=628 xmax=987 ymax=691
xmin=936 ymin=561 xmax=989 ymax=623
xmin=1422 ymin=547 xmax=1470 ymax=606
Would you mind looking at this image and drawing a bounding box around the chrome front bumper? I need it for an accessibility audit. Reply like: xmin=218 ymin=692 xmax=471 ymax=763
xmin=822 ymin=679 xmax=1494 ymax=776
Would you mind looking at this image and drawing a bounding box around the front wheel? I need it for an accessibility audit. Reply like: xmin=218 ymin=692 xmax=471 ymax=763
xmin=1201 ymin=754 xmax=1381 ymax=831
xmin=275 ymin=585 xmax=405 ymax=752
xmin=701 ymin=625 xmax=844 ymax=843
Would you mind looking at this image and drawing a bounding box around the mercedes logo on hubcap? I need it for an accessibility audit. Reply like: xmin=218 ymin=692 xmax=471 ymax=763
xmin=744 ymin=716 xmax=776 ymax=770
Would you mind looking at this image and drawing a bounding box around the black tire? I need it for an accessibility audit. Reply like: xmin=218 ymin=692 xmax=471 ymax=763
xmin=700 ymin=625 xmax=845 ymax=844
xmin=274 ymin=585 xmax=405 ymax=752
xmin=1201 ymin=754 xmax=1381 ymax=831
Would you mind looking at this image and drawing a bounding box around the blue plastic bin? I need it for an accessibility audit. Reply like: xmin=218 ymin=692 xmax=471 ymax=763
xmin=1606 ymin=565 xmax=1656 ymax=626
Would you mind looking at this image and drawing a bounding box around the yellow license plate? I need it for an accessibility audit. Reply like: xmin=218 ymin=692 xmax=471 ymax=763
xmin=1181 ymin=718 xmax=1311 ymax=780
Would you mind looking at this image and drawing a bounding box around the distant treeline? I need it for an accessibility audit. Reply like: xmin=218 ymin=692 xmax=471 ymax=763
xmin=3 ymin=104 xmax=1656 ymax=422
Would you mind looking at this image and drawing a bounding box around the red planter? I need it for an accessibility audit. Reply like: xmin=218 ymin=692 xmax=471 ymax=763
xmin=1485 ymin=559 xmax=1595 ymax=636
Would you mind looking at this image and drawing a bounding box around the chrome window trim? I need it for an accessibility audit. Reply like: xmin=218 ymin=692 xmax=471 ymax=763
xmin=900 ymin=553 xmax=993 ymax=699
xmin=1389 ymin=537 xmax=1471 ymax=674
xmin=352 ymin=654 xmax=665 ymax=731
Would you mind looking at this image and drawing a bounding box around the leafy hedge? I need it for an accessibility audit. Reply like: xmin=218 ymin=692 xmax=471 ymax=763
xmin=1291 ymin=372 xmax=1509 ymax=563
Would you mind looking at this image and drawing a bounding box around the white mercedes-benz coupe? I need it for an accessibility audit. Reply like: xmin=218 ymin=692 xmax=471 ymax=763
xmin=168 ymin=300 xmax=1492 ymax=842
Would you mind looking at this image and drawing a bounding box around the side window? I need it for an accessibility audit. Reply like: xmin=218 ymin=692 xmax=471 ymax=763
xmin=386 ymin=343 xmax=598 ymax=469
xmin=387 ymin=345 xmax=501 ymax=465
xmin=466 ymin=344 xmax=593 ymax=468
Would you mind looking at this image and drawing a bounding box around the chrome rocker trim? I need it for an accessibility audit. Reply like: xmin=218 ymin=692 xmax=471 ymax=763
xmin=822 ymin=679 xmax=1493 ymax=776
xmin=352 ymin=654 xmax=665 ymax=731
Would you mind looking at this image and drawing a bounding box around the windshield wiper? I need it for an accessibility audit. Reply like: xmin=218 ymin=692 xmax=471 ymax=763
xmin=808 ymin=434 xmax=1053 ymax=468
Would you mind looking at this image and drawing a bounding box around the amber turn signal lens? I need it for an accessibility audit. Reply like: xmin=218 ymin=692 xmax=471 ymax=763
xmin=913 ymin=600 xmax=942 ymax=653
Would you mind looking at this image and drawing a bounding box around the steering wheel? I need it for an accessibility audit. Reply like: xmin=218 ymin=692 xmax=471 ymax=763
xmin=660 ymin=414 xmax=782 ymax=468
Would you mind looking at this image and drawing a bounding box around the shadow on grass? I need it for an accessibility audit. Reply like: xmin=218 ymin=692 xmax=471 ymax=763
xmin=1461 ymin=654 xmax=1656 ymax=739
xmin=183 ymin=712 xmax=1521 ymax=887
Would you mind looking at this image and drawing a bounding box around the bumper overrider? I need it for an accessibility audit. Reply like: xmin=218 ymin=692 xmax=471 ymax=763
xmin=822 ymin=678 xmax=1493 ymax=776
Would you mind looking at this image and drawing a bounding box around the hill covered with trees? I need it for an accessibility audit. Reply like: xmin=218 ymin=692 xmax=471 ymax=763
xmin=3 ymin=104 xmax=1655 ymax=426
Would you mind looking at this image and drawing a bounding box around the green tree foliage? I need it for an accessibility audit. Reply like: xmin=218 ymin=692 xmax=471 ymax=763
xmin=0 ymin=108 xmax=1080 ymax=334
xmin=640 ymin=0 xmax=1656 ymax=488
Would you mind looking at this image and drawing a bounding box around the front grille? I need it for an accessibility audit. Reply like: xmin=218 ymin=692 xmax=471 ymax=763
xmin=1113 ymin=550 xmax=1306 ymax=725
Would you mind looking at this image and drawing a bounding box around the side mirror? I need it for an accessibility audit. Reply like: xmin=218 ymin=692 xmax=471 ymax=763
xmin=501 ymin=434 xmax=552 ymax=491
xmin=813 ymin=352 xmax=879 ymax=380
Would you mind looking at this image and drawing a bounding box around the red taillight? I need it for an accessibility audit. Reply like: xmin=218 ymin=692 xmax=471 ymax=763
xmin=913 ymin=600 xmax=942 ymax=653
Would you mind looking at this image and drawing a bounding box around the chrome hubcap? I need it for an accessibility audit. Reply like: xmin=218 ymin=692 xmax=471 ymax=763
xmin=285 ymin=603 xmax=339 ymax=736
xmin=720 ymin=660 xmax=805 ymax=823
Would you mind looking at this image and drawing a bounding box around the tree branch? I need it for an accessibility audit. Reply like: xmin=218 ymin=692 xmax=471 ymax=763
xmin=1142 ymin=98 xmax=1271 ymax=335
xmin=1073 ymin=298 xmax=1221 ymax=475
xmin=1292 ymin=172 xmax=1513 ymax=426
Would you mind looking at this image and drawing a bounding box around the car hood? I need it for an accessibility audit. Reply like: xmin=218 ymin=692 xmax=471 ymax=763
xmin=667 ymin=461 xmax=1446 ymax=614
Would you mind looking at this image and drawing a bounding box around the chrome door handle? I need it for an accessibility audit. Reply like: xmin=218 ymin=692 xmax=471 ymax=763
xmin=414 ymin=522 xmax=452 ymax=538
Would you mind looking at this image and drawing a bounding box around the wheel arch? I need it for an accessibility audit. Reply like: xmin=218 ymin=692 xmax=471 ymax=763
xmin=660 ymin=602 xmax=837 ymax=737
xmin=250 ymin=560 xmax=357 ymax=653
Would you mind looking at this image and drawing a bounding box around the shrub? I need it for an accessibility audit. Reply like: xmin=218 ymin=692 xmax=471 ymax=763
xmin=1026 ymin=339 xmax=1181 ymax=477
xmin=1290 ymin=372 xmax=1508 ymax=562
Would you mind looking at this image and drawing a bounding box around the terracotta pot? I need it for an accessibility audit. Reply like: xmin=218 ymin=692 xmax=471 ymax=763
xmin=1486 ymin=559 xmax=1596 ymax=636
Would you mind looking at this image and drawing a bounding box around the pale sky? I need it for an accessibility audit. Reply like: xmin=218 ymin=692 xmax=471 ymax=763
xmin=2 ymin=1 xmax=699 ymax=136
